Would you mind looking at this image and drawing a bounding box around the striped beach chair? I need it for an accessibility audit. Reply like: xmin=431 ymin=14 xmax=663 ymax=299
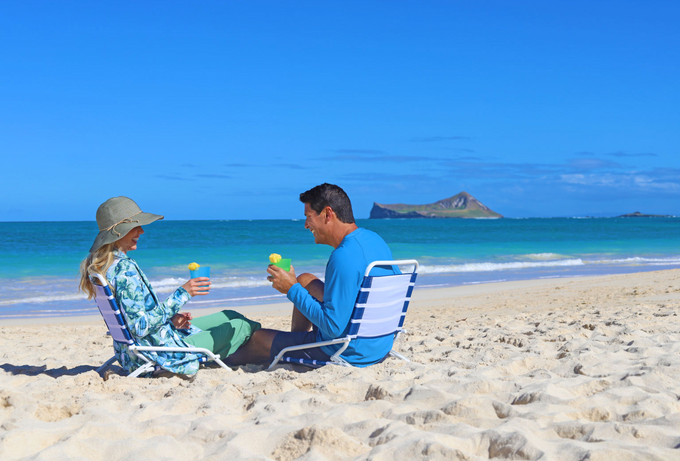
xmin=91 ymin=273 xmax=230 ymax=378
xmin=268 ymin=259 xmax=419 ymax=369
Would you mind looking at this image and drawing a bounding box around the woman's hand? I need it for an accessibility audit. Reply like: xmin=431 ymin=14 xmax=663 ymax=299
xmin=182 ymin=277 xmax=211 ymax=296
xmin=171 ymin=312 xmax=193 ymax=329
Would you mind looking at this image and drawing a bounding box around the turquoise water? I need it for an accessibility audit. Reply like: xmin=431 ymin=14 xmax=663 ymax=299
xmin=1 ymin=218 xmax=679 ymax=319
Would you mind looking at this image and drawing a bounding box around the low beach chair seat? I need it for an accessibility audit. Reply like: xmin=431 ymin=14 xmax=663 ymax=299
xmin=268 ymin=259 xmax=418 ymax=370
xmin=91 ymin=273 xmax=230 ymax=378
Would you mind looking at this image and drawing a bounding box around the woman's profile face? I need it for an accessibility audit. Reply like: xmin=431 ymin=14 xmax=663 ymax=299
xmin=117 ymin=226 xmax=144 ymax=253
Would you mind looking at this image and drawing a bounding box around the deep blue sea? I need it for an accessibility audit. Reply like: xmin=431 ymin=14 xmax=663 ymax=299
xmin=1 ymin=218 xmax=679 ymax=320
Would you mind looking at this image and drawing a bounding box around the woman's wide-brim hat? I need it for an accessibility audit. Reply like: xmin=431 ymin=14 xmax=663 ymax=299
xmin=90 ymin=196 xmax=163 ymax=253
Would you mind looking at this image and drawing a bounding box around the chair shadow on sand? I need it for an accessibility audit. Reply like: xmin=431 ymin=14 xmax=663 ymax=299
xmin=0 ymin=363 xmax=105 ymax=378
xmin=0 ymin=361 xmax=315 ymax=379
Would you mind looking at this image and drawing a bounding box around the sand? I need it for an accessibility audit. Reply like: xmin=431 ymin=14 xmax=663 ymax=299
xmin=1 ymin=270 xmax=679 ymax=460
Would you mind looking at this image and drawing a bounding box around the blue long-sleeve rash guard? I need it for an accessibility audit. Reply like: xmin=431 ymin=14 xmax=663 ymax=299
xmin=286 ymin=227 xmax=399 ymax=366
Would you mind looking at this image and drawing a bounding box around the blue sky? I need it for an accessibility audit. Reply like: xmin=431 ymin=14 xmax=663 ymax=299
xmin=1 ymin=1 xmax=678 ymax=220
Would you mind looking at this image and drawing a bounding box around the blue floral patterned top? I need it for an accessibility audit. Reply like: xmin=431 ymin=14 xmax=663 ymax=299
xmin=106 ymin=250 xmax=203 ymax=376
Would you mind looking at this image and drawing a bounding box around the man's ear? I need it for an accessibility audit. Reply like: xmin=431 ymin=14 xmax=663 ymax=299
xmin=324 ymin=206 xmax=334 ymax=223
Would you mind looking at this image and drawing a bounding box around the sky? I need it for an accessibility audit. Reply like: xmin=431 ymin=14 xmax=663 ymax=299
xmin=1 ymin=1 xmax=679 ymax=221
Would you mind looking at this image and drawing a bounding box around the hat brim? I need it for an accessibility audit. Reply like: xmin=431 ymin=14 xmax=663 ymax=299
xmin=89 ymin=212 xmax=163 ymax=253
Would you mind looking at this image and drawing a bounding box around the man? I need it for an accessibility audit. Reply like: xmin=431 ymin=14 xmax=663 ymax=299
xmin=226 ymin=183 xmax=398 ymax=367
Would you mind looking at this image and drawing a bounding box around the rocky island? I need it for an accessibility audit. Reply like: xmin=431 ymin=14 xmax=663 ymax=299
xmin=369 ymin=191 xmax=502 ymax=219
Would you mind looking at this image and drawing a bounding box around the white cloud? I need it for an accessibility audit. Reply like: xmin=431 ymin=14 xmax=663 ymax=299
xmin=559 ymin=173 xmax=680 ymax=192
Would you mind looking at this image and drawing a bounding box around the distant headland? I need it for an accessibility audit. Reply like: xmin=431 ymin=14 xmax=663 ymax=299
xmin=617 ymin=211 xmax=675 ymax=218
xmin=369 ymin=191 xmax=503 ymax=219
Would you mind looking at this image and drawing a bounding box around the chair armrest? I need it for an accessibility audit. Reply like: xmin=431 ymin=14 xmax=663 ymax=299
xmin=268 ymin=337 xmax=351 ymax=370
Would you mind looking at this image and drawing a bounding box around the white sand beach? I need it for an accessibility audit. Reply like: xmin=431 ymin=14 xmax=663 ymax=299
xmin=1 ymin=270 xmax=679 ymax=460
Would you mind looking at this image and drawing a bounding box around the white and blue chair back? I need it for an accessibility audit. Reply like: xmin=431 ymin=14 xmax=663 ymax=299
xmin=92 ymin=273 xmax=134 ymax=346
xmin=349 ymin=261 xmax=417 ymax=339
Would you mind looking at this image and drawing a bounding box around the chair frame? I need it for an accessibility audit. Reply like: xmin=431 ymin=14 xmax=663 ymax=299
xmin=91 ymin=273 xmax=230 ymax=378
xmin=268 ymin=259 xmax=418 ymax=370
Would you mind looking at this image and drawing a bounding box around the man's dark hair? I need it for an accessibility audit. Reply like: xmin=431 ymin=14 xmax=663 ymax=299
xmin=300 ymin=183 xmax=355 ymax=224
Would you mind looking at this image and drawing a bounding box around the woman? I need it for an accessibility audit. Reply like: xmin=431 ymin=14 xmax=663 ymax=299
xmin=79 ymin=196 xmax=261 ymax=376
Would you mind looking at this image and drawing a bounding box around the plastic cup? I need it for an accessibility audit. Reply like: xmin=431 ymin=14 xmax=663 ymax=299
xmin=190 ymin=266 xmax=211 ymax=279
xmin=270 ymin=259 xmax=291 ymax=272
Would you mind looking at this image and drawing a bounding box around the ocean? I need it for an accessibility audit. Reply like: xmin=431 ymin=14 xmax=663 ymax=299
xmin=1 ymin=218 xmax=679 ymax=320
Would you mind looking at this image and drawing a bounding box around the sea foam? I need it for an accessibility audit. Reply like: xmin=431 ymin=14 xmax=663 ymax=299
xmin=418 ymin=259 xmax=585 ymax=274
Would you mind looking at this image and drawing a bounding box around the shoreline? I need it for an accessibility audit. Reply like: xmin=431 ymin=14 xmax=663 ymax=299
xmin=2 ymin=268 xmax=679 ymax=327
xmin=3 ymin=255 xmax=680 ymax=323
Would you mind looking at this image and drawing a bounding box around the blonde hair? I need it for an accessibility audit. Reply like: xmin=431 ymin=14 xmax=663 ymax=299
xmin=78 ymin=242 xmax=119 ymax=300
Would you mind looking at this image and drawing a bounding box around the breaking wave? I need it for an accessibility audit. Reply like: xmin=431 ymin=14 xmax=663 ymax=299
xmin=418 ymin=259 xmax=585 ymax=274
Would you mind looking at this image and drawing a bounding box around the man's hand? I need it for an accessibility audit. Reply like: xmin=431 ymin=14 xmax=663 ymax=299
xmin=267 ymin=264 xmax=297 ymax=294
xmin=171 ymin=312 xmax=193 ymax=329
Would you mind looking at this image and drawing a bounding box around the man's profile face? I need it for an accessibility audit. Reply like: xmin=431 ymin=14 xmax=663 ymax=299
xmin=304 ymin=202 xmax=328 ymax=245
